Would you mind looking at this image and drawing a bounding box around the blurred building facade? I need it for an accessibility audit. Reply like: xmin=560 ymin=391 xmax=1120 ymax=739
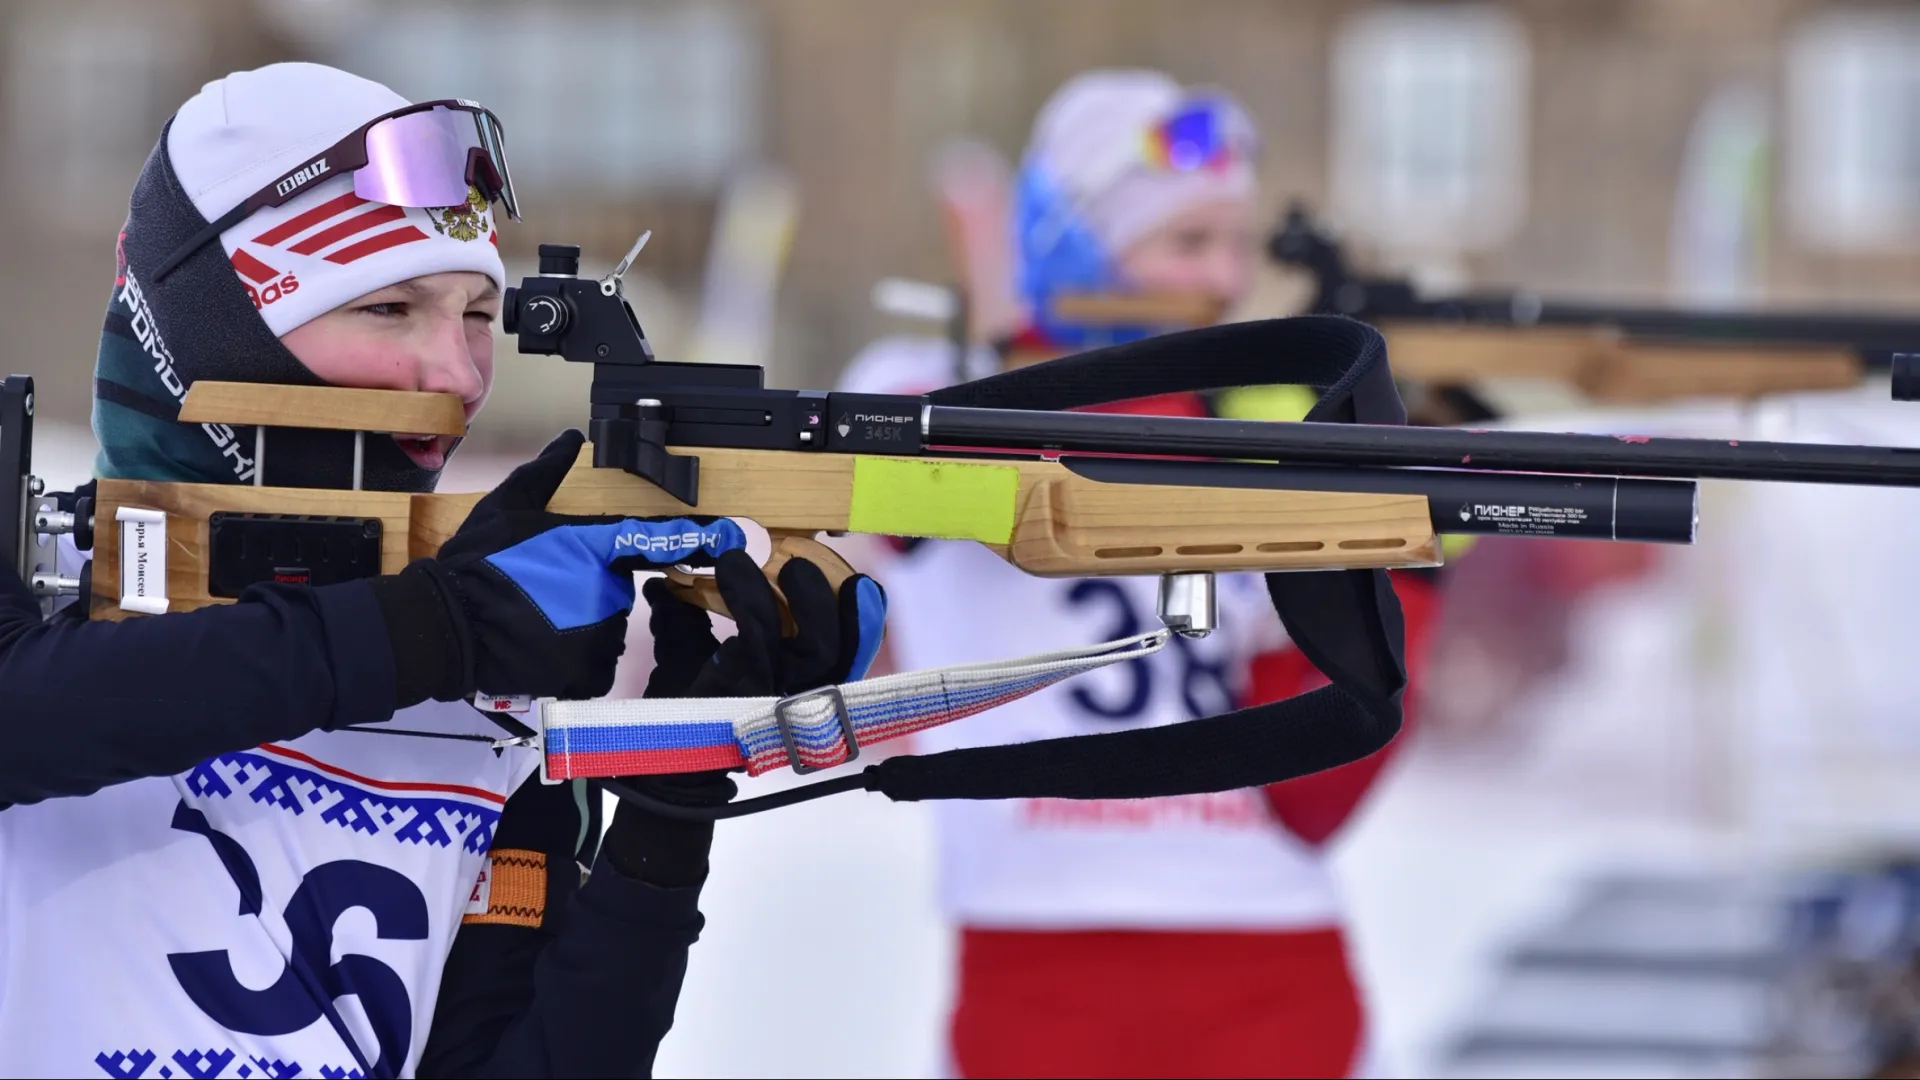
xmin=1 ymin=0 xmax=1916 ymax=439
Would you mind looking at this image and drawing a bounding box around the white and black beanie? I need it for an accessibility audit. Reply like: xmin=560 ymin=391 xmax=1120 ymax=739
xmin=94 ymin=62 xmax=507 ymax=492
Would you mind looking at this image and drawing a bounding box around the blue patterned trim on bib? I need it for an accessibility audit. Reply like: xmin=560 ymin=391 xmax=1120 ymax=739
xmin=184 ymin=750 xmax=502 ymax=855
xmin=95 ymin=1046 xmax=352 ymax=1078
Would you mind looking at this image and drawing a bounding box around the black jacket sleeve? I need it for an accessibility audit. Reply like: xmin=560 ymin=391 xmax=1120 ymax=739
xmin=0 ymin=557 xmax=397 ymax=806
xmin=420 ymin=778 xmax=703 ymax=1079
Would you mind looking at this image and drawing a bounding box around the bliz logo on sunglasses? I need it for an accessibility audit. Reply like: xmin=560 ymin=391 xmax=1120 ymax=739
xmin=611 ymin=529 xmax=731 ymax=555
xmin=275 ymin=158 xmax=331 ymax=198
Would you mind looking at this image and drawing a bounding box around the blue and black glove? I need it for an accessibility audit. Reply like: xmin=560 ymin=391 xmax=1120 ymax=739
xmin=367 ymin=429 xmax=745 ymax=708
xmin=600 ymin=549 xmax=888 ymax=887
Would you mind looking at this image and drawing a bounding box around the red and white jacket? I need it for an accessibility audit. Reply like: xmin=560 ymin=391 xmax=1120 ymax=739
xmin=836 ymin=335 xmax=1432 ymax=932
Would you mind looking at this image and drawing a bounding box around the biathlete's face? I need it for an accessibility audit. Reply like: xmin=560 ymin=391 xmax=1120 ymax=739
xmin=1114 ymin=194 xmax=1259 ymax=317
xmin=279 ymin=271 xmax=499 ymax=471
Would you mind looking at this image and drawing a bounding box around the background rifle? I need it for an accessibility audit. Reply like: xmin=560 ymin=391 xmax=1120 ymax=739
xmin=1269 ymin=201 xmax=1920 ymax=408
xmin=13 ymin=232 xmax=1920 ymax=634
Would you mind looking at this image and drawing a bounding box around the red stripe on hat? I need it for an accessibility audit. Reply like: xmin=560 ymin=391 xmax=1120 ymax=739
xmin=290 ymin=204 xmax=408 ymax=256
xmin=326 ymin=225 xmax=430 ymax=265
xmin=253 ymin=191 xmax=370 ymax=247
xmin=230 ymin=248 xmax=280 ymax=283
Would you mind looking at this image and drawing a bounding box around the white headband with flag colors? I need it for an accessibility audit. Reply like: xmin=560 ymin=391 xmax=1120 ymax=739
xmin=215 ymin=175 xmax=504 ymax=335
xmin=165 ymin=62 xmax=507 ymax=337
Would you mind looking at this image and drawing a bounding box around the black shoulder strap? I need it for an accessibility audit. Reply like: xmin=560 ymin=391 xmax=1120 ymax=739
xmin=863 ymin=314 xmax=1408 ymax=803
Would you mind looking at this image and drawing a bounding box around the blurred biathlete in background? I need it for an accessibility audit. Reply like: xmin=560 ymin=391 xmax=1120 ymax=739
xmin=839 ymin=70 xmax=1441 ymax=1079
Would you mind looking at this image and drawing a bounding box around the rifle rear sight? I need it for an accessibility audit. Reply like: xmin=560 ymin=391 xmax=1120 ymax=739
xmin=501 ymin=237 xmax=919 ymax=507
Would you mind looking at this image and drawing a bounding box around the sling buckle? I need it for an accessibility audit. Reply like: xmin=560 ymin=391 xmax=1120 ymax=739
xmin=774 ymin=685 xmax=859 ymax=774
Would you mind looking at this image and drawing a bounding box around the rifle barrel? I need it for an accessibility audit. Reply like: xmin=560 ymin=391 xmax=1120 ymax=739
xmin=1372 ymin=293 xmax=1920 ymax=355
xmin=927 ymin=406 xmax=1920 ymax=488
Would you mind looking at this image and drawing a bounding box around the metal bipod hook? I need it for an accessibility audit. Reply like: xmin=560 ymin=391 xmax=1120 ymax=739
xmin=1157 ymin=572 xmax=1217 ymax=639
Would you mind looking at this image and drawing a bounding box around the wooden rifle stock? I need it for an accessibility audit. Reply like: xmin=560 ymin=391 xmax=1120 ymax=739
xmin=88 ymin=382 xmax=1438 ymax=621
xmin=1379 ymin=322 xmax=1864 ymax=404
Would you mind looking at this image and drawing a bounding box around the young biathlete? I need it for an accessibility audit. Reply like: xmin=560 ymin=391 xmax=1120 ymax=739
xmin=0 ymin=62 xmax=882 ymax=1077
xmin=840 ymin=70 xmax=1438 ymax=1078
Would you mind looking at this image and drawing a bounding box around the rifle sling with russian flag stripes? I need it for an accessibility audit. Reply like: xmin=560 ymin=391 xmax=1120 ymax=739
xmin=536 ymin=630 xmax=1172 ymax=780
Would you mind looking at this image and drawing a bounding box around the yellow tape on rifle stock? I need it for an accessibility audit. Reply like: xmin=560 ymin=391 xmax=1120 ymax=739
xmin=848 ymin=457 xmax=1019 ymax=544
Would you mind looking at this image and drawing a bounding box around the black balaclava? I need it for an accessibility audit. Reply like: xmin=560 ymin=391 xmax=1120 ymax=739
xmin=94 ymin=123 xmax=445 ymax=492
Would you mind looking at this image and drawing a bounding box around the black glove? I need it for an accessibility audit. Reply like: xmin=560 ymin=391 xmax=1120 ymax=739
xmin=649 ymin=548 xmax=887 ymax=698
xmin=601 ymin=550 xmax=888 ymax=887
xmin=366 ymin=429 xmax=745 ymax=708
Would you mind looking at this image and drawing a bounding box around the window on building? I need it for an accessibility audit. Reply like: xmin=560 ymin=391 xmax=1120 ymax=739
xmin=1328 ymin=3 xmax=1530 ymax=254
xmin=335 ymin=2 xmax=763 ymax=198
xmin=1785 ymin=10 xmax=1920 ymax=252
